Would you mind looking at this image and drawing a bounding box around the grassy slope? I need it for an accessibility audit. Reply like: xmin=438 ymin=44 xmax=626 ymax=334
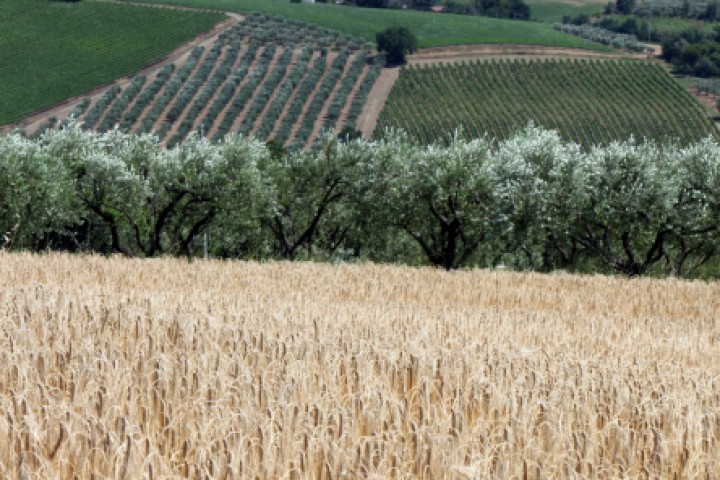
xmin=118 ymin=0 xmax=610 ymax=49
xmin=528 ymin=1 xmax=605 ymax=23
xmin=0 ymin=0 xmax=224 ymax=125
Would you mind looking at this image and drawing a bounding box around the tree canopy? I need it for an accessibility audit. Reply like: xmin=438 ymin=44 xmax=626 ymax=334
xmin=3 ymin=122 xmax=720 ymax=277
xmin=376 ymin=26 xmax=418 ymax=66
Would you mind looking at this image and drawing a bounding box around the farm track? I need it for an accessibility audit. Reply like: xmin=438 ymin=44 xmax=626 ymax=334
xmin=358 ymin=67 xmax=400 ymax=138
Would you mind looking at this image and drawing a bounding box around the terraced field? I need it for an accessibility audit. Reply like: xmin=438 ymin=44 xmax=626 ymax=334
xmin=29 ymin=14 xmax=381 ymax=149
xmin=375 ymin=58 xmax=719 ymax=147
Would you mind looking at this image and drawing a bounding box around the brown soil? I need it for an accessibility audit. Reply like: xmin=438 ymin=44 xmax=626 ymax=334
xmin=149 ymin=45 xmax=209 ymax=140
xmin=358 ymin=66 xmax=400 ymax=139
xmin=305 ymin=52 xmax=359 ymax=148
xmin=226 ymin=48 xmax=285 ymax=136
xmin=287 ymin=53 xmax=338 ymax=146
xmin=189 ymin=45 xmax=249 ymax=138
xmin=689 ymin=87 xmax=720 ymax=125
xmin=248 ymin=49 xmax=301 ymax=137
xmin=408 ymin=44 xmax=646 ymax=64
xmin=205 ymin=46 xmax=269 ymax=140
xmin=334 ymin=63 xmax=370 ymax=132
xmin=268 ymin=51 xmax=321 ymax=140
xmin=161 ymin=44 xmax=242 ymax=144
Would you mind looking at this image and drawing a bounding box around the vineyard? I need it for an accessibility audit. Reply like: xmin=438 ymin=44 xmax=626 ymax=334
xmin=376 ymin=58 xmax=719 ymax=147
xmin=31 ymin=13 xmax=381 ymax=149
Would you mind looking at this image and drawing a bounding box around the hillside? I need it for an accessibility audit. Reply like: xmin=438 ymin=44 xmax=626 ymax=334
xmin=0 ymin=0 xmax=224 ymax=125
xmin=24 ymin=13 xmax=381 ymax=148
xmin=376 ymin=58 xmax=719 ymax=146
xmin=117 ymin=0 xmax=612 ymax=49
xmin=1 ymin=252 xmax=718 ymax=476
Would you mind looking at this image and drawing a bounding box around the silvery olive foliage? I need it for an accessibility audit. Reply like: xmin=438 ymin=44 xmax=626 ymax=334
xmin=2 ymin=121 xmax=720 ymax=277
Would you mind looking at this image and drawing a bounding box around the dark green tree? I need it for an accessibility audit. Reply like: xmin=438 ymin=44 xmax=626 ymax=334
xmin=376 ymin=26 xmax=418 ymax=66
xmin=616 ymin=0 xmax=635 ymax=14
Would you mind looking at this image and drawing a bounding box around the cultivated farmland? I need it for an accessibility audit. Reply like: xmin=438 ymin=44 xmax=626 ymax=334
xmin=0 ymin=0 xmax=224 ymax=125
xmin=1 ymin=253 xmax=719 ymax=477
xmin=117 ymin=0 xmax=612 ymax=50
xmin=375 ymin=58 xmax=719 ymax=147
xmin=30 ymin=13 xmax=381 ymax=149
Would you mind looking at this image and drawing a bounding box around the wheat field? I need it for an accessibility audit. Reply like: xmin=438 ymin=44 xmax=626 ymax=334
xmin=1 ymin=253 xmax=719 ymax=478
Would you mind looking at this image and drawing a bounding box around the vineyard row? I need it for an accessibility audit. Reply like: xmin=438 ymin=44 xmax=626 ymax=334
xmin=376 ymin=58 xmax=718 ymax=148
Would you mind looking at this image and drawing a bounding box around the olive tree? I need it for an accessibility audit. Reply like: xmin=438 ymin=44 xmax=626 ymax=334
xmin=0 ymin=132 xmax=78 ymax=250
xmin=664 ymin=139 xmax=720 ymax=276
xmin=359 ymin=131 xmax=498 ymax=270
xmin=258 ymin=133 xmax=363 ymax=260
xmin=491 ymin=125 xmax=586 ymax=270
xmin=571 ymin=141 xmax=679 ymax=276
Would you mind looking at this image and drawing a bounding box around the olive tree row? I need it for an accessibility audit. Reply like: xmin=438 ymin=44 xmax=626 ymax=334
xmin=1 ymin=122 xmax=719 ymax=277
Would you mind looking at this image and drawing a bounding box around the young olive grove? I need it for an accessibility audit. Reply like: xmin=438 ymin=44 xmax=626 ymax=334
xmin=2 ymin=122 xmax=720 ymax=277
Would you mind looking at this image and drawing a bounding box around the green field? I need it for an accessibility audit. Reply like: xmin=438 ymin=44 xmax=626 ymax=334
xmin=35 ymin=13 xmax=380 ymax=150
xmin=376 ymin=58 xmax=719 ymax=147
xmin=528 ymin=1 xmax=605 ymax=23
xmin=0 ymin=0 xmax=224 ymax=125
xmin=118 ymin=0 xmax=610 ymax=50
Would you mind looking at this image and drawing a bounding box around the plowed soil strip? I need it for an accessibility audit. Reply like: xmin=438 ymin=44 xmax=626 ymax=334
xmin=226 ymin=48 xmax=283 ymax=136
xmin=249 ymin=49 xmax=302 ymax=138
xmin=268 ymin=52 xmax=322 ymax=140
xmin=287 ymin=53 xmax=338 ymax=146
xmin=162 ymin=45 xmax=238 ymax=143
xmin=334 ymin=64 xmax=370 ymax=133
xmin=191 ymin=45 xmax=248 ymax=136
xmin=305 ymin=53 xmax=359 ymax=148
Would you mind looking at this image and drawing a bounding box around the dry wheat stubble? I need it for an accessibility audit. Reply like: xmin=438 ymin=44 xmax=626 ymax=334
xmin=0 ymin=252 xmax=719 ymax=478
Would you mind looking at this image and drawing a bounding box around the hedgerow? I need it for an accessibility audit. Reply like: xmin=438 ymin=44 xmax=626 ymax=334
xmin=3 ymin=122 xmax=720 ymax=278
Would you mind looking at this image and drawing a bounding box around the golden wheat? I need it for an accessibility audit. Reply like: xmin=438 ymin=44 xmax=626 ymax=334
xmin=0 ymin=252 xmax=719 ymax=478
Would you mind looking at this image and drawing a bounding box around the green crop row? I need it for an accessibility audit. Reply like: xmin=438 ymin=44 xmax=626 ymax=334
xmin=376 ymin=58 xmax=718 ymax=147
xmin=211 ymin=44 xmax=278 ymax=142
xmin=119 ymin=64 xmax=176 ymax=131
xmin=137 ymin=46 xmax=205 ymax=135
xmin=44 ymin=14 xmax=380 ymax=148
xmin=97 ymin=76 xmax=147 ymax=133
